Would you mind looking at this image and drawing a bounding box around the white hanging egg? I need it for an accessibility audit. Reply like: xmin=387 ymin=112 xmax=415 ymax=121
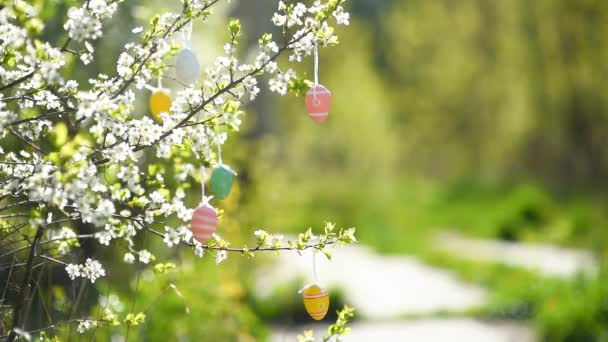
xmin=175 ymin=48 xmax=201 ymax=85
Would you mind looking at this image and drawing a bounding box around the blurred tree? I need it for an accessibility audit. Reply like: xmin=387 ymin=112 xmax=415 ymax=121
xmin=380 ymin=0 xmax=608 ymax=189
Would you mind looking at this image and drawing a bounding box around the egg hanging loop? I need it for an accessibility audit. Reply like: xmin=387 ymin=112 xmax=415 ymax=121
xmin=305 ymin=43 xmax=331 ymax=123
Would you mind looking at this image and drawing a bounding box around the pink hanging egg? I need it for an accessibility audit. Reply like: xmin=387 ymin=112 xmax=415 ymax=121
xmin=190 ymin=204 xmax=218 ymax=244
xmin=305 ymin=84 xmax=331 ymax=123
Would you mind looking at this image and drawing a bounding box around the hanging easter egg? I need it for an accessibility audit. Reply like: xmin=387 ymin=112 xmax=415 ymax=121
xmin=210 ymin=164 xmax=236 ymax=200
xmin=305 ymin=84 xmax=331 ymax=123
xmin=149 ymin=89 xmax=171 ymax=123
xmin=190 ymin=203 xmax=218 ymax=244
xmin=302 ymin=284 xmax=329 ymax=320
xmin=175 ymin=48 xmax=201 ymax=85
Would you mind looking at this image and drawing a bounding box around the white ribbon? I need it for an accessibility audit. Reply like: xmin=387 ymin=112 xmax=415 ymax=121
xmin=298 ymin=247 xmax=320 ymax=293
xmin=314 ymin=43 xmax=319 ymax=86
xmin=200 ymin=165 xmax=207 ymax=204
xmin=181 ymin=20 xmax=193 ymax=48
xmin=216 ymin=140 xmax=223 ymax=165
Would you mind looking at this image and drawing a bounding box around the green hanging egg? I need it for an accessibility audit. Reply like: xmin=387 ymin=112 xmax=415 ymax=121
xmin=210 ymin=164 xmax=236 ymax=200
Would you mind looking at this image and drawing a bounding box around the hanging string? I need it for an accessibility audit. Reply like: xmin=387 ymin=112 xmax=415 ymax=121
xmin=312 ymin=248 xmax=318 ymax=284
xmin=312 ymin=42 xmax=319 ymax=102
xmin=182 ymin=20 xmax=193 ymax=48
xmin=200 ymin=165 xmax=206 ymax=204
xmin=216 ymin=140 xmax=223 ymax=165
xmin=144 ymin=72 xmax=163 ymax=92
xmin=313 ymin=43 xmax=319 ymax=85
xmin=299 ymin=246 xmax=320 ymax=294
xmin=214 ymin=135 xmax=237 ymax=175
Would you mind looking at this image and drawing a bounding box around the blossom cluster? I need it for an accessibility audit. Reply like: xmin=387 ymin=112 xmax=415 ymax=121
xmin=64 ymin=0 xmax=117 ymax=42
xmin=65 ymin=258 xmax=107 ymax=283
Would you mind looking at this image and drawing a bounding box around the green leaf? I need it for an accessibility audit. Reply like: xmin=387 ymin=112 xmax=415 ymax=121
xmin=124 ymin=312 xmax=146 ymax=326
xmin=228 ymin=18 xmax=241 ymax=36
xmin=321 ymin=249 xmax=332 ymax=260
xmin=258 ymin=33 xmax=273 ymax=46
xmin=153 ymin=262 xmax=176 ymax=274
xmin=150 ymin=14 xmax=160 ymax=27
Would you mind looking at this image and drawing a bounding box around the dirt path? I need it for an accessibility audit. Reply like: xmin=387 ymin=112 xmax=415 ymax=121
xmin=434 ymin=231 xmax=596 ymax=277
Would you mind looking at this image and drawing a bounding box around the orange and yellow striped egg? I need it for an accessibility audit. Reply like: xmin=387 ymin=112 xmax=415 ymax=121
xmin=190 ymin=204 xmax=218 ymax=244
xmin=304 ymin=84 xmax=331 ymax=123
xmin=149 ymin=89 xmax=171 ymax=123
xmin=302 ymin=284 xmax=329 ymax=320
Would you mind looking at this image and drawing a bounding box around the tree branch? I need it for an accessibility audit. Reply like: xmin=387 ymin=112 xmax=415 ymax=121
xmin=0 ymin=71 xmax=35 ymax=92
xmin=0 ymin=234 xmax=95 ymax=260
xmin=6 ymin=224 xmax=44 ymax=342
xmin=145 ymin=227 xmax=336 ymax=253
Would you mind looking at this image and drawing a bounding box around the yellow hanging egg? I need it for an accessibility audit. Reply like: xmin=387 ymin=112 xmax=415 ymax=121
xmin=149 ymin=89 xmax=171 ymax=122
xmin=302 ymin=284 xmax=329 ymax=320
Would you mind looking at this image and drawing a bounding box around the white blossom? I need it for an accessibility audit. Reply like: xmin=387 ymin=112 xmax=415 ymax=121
xmin=149 ymin=191 xmax=166 ymax=204
xmin=65 ymin=264 xmax=81 ymax=280
xmin=123 ymin=252 xmax=135 ymax=264
xmin=194 ymin=242 xmax=205 ymax=257
xmin=272 ymin=13 xmax=286 ymax=26
xmin=215 ymin=250 xmax=227 ymax=264
xmin=333 ymin=6 xmax=350 ymax=25
xmin=63 ymin=0 xmax=116 ymax=42
xmin=52 ymin=227 xmax=77 ymax=254
xmin=242 ymin=76 xmax=260 ymax=100
xmin=138 ymin=250 xmax=152 ymax=264
xmin=163 ymin=227 xmax=181 ymax=247
xmin=80 ymin=53 xmax=93 ymax=65
xmin=177 ymin=225 xmax=193 ymax=243
xmin=80 ymin=258 xmax=106 ymax=283
xmin=64 ymin=8 xmax=102 ymax=42
xmin=76 ymin=319 xmax=97 ymax=333
xmin=116 ymin=52 xmax=135 ymax=78
xmin=11 ymin=328 xmax=30 ymax=340
xmin=95 ymin=231 xmax=112 ymax=246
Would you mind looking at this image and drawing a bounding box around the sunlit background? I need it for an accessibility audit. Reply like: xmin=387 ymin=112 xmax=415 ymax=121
xmin=29 ymin=0 xmax=608 ymax=341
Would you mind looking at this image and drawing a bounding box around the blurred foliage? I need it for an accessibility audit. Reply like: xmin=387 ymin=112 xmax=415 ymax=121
xmin=233 ymin=0 xmax=608 ymax=341
xmin=52 ymin=256 xmax=268 ymax=341
xmin=425 ymin=252 xmax=608 ymax=342
xmin=119 ymin=258 xmax=268 ymax=342
xmin=533 ymin=274 xmax=608 ymax=342
xmin=379 ymin=0 xmax=608 ymax=187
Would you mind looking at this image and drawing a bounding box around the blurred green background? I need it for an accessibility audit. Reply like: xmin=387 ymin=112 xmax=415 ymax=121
xmin=31 ymin=0 xmax=608 ymax=341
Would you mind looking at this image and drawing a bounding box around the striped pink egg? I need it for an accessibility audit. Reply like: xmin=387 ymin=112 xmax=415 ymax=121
xmin=305 ymin=84 xmax=331 ymax=123
xmin=190 ymin=204 xmax=218 ymax=244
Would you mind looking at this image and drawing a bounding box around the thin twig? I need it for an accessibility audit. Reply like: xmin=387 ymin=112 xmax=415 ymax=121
xmin=145 ymin=226 xmax=336 ymax=253
xmin=0 ymin=234 xmax=94 ymax=263
xmin=0 ymin=71 xmax=35 ymax=92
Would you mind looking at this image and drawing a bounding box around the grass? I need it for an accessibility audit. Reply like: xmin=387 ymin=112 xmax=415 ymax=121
xmin=415 ymin=249 xmax=608 ymax=341
xmin=351 ymin=180 xmax=608 ymax=256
